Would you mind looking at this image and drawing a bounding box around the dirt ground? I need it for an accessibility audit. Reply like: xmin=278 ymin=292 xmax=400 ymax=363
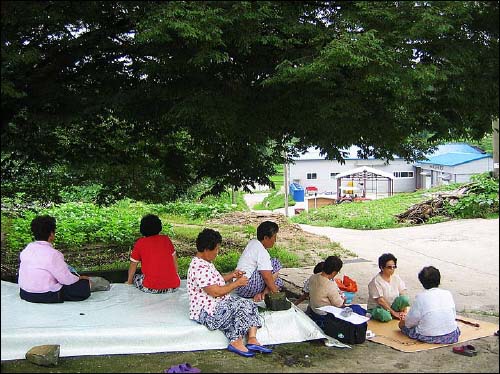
xmin=208 ymin=211 xmax=355 ymax=264
xmin=1 ymin=312 xmax=498 ymax=373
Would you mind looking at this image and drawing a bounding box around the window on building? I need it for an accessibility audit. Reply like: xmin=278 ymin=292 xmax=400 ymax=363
xmin=330 ymin=172 xmax=339 ymax=179
xmin=393 ymin=171 xmax=414 ymax=178
xmin=307 ymin=173 xmax=317 ymax=180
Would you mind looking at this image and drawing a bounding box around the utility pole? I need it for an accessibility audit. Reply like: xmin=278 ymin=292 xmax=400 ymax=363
xmin=231 ymin=187 xmax=236 ymax=205
xmin=493 ymin=118 xmax=499 ymax=179
xmin=284 ymin=157 xmax=289 ymax=217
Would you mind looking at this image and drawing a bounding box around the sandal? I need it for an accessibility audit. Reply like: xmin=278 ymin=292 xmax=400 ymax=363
xmin=452 ymin=345 xmax=477 ymax=357
xmin=165 ymin=363 xmax=201 ymax=373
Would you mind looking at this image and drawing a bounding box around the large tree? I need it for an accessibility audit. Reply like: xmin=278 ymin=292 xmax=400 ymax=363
xmin=2 ymin=1 xmax=498 ymax=200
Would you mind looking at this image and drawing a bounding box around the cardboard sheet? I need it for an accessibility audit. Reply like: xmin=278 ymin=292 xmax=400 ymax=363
xmin=367 ymin=316 xmax=497 ymax=352
xmin=1 ymin=280 xmax=328 ymax=360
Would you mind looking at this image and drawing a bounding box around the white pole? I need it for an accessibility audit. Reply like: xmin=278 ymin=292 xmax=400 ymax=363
xmin=493 ymin=118 xmax=499 ymax=179
xmin=284 ymin=157 xmax=289 ymax=217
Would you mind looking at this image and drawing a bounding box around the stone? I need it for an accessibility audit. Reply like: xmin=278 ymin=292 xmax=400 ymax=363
xmin=25 ymin=344 xmax=60 ymax=366
xmin=89 ymin=276 xmax=111 ymax=292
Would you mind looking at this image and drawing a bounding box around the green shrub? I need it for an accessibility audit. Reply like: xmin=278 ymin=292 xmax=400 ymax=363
xmin=177 ymin=256 xmax=193 ymax=279
xmin=269 ymin=245 xmax=300 ymax=268
xmin=59 ymin=184 xmax=104 ymax=204
xmin=444 ymin=173 xmax=499 ymax=218
xmin=176 ymin=251 xmax=241 ymax=279
xmin=4 ymin=200 xmax=174 ymax=252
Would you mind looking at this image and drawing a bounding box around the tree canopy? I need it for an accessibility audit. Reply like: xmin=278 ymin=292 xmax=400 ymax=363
xmin=2 ymin=1 xmax=498 ymax=200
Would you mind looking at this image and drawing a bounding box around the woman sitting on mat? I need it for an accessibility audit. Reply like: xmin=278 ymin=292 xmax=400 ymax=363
xmin=399 ymin=266 xmax=460 ymax=343
xmin=235 ymin=221 xmax=283 ymax=302
xmin=187 ymin=228 xmax=272 ymax=358
xmin=367 ymin=253 xmax=410 ymax=322
xmin=294 ymin=261 xmax=325 ymax=306
xmin=18 ymin=215 xmax=92 ymax=303
xmin=306 ymin=255 xmax=346 ymax=329
xmin=126 ymin=214 xmax=180 ymax=293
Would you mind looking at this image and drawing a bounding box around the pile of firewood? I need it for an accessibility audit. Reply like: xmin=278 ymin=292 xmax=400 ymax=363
xmin=395 ymin=184 xmax=476 ymax=224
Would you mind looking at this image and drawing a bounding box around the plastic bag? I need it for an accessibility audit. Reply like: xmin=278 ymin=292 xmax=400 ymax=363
xmin=335 ymin=275 xmax=358 ymax=293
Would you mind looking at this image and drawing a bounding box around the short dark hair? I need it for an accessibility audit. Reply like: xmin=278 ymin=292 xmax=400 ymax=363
xmin=196 ymin=228 xmax=222 ymax=252
xmin=378 ymin=253 xmax=397 ymax=270
xmin=257 ymin=221 xmax=279 ymax=241
xmin=418 ymin=266 xmax=441 ymax=289
xmin=313 ymin=261 xmax=325 ymax=274
xmin=323 ymin=256 xmax=343 ymax=274
xmin=140 ymin=214 xmax=162 ymax=237
xmin=31 ymin=215 xmax=56 ymax=241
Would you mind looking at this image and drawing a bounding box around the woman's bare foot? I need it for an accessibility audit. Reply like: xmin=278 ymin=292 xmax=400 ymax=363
xmin=230 ymin=339 xmax=249 ymax=352
xmin=247 ymin=336 xmax=261 ymax=346
xmin=253 ymin=292 xmax=264 ymax=302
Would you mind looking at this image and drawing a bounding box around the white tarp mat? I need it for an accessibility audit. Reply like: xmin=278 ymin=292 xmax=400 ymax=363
xmin=1 ymin=280 xmax=327 ymax=361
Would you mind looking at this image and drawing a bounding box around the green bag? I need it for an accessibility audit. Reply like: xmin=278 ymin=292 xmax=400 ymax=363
xmin=264 ymin=292 xmax=291 ymax=311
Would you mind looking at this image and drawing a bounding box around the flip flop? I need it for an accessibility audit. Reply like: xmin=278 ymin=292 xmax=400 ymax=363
xmin=165 ymin=363 xmax=201 ymax=373
xmin=452 ymin=345 xmax=476 ymax=357
xmin=463 ymin=345 xmax=478 ymax=355
xmin=227 ymin=344 xmax=255 ymax=357
xmin=165 ymin=365 xmax=183 ymax=373
xmin=246 ymin=344 xmax=273 ymax=354
xmin=178 ymin=363 xmax=201 ymax=373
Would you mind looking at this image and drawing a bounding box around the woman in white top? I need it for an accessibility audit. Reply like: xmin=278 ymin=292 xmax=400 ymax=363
xmin=399 ymin=266 xmax=460 ymax=344
xmin=236 ymin=221 xmax=283 ymax=301
xmin=367 ymin=253 xmax=410 ymax=322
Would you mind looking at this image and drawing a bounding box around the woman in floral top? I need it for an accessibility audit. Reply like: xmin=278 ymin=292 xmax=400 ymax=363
xmin=187 ymin=228 xmax=272 ymax=357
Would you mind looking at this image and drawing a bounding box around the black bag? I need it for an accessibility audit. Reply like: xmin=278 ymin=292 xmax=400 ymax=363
xmin=323 ymin=314 xmax=367 ymax=344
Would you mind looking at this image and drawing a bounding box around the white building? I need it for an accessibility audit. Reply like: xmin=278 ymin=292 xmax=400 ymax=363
xmin=289 ymin=143 xmax=493 ymax=196
xmin=415 ymin=143 xmax=494 ymax=189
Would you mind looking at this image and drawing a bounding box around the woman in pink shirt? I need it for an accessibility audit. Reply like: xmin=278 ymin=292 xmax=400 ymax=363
xmin=18 ymin=215 xmax=91 ymax=303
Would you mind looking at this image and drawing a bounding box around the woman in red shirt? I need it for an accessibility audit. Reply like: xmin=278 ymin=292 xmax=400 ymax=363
xmin=126 ymin=214 xmax=180 ymax=293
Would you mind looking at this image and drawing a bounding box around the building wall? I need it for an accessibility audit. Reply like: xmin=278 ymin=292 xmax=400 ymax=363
xmin=417 ymin=158 xmax=493 ymax=187
xmin=289 ymin=158 xmax=416 ymax=194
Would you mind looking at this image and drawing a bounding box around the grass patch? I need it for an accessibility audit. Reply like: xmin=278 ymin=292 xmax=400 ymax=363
xmin=269 ymin=245 xmax=301 ymax=268
xmin=291 ymin=182 xmax=498 ymax=230
xmin=269 ymin=164 xmax=284 ymax=191
xmin=292 ymin=192 xmax=425 ymax=229
xmin=459 ymin=309 xmax=500 ymax=318
xmin=253 ymin=191 xmax=295 ymax=210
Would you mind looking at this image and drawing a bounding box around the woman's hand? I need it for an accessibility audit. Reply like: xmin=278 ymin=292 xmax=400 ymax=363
xmin=390 ymin=309 xmax=405 ymax=320
xmin=234 ymin=276 xmax=248 ymax=287
xmin=232 ymin=269 xmax=245 ymax=279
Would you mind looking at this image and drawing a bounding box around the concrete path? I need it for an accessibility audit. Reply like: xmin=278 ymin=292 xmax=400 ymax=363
xmin=298 ymin=219 xmax=499 ymax=314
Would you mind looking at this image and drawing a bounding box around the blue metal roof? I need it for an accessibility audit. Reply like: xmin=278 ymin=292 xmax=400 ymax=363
xmin=426 ymin=143 xmax=485 ymax=157
xmin=418 ymin=152 xmax=491 ymax=166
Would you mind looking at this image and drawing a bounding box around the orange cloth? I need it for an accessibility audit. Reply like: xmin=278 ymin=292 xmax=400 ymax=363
xmin=335 ymin=275 xmax=358 ymax=293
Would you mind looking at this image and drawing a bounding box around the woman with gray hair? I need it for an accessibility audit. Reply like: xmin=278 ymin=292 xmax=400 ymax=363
xmin=236 ymin=221 xmax=284 ymax=301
